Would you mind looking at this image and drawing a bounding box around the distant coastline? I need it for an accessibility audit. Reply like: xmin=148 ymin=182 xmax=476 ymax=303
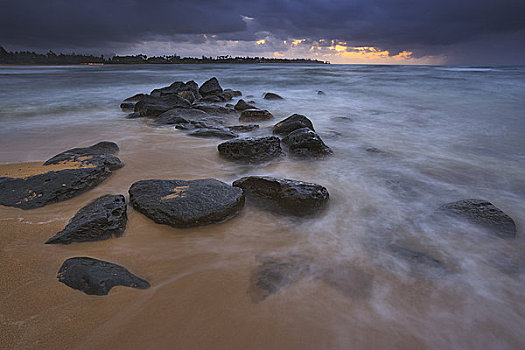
xmin=0 ymin=46 xmax=329 ymax=65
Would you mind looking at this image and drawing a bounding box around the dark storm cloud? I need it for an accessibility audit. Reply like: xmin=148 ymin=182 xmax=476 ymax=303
xmin=1 ymin=0 xmax=524 ymax=63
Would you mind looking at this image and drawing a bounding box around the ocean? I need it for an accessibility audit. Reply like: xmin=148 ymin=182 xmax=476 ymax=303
xmin=1 ymin=64 xmax=524 ymax=349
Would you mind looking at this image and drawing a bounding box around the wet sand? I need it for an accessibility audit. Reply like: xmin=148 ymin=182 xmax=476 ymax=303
xmin=1 ymin=125 xmax=525 ymax=349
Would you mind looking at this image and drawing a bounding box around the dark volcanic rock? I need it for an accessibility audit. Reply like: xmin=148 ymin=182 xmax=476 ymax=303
xmin=317 ymin=90 xmax=326 ymax=95
xmin=248 ymin=255 xmax=311 ymax=302
xmin=239 ymin=109 xmax=273 ymax=122
xmin=193 ymin=104 xmax=237 ymax=116
xmin=120 ymin=102 xmax=135 ymax=111
xmin=234 ymin=99 xmax=256 ymax=111
xmin=124 ymin=93 xmax=146 ymax=102
xmin=218 ymin=136 xmax=282 ymax=163
xmin=57 ymin=257 xmax=150 ymax=295
xmin=199 ymin=95 xmax=223 ymax=103
xmin=129 ymin=179 xmax=244 ymax=228
xmin=224 ymin=89 xmax=242 ymax=97
xmin=227 ymin=124 xmax=259 ymax=132
xmin=282 ymin=127 xmax=332 ymax=158
xmin=232 ymin=176 xmax=329 ymax=216
xmin=440 ymin=199 xmax=517 ymax=238
xmin=178 ymin=90 xmax=196 ymax=103
xmin=46 ymin=194 xmax=127 ymax=244
xmin=134 ymin=94 xmax=191 ymax=117
xmin=155 ymin=108 xmax=211 ymax=126
xmin=44 ymin=141 xmax=123 ymax=171
xmin=273 ymin=114 xmax=315 ymax=136
xmin=199 ymin=77 xmax=223 ymax=96
xmin=189 ymin=128 xmax=238 ymax=139
xmin=0 ymin=166 xmax=112 ymax=210
xmin=126 ymin=112 xmax=142 ymax=119
xmin=263 ymin=92 xmax=284 ymax=100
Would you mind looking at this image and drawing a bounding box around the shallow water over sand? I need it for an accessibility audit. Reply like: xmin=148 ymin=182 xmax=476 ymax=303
xmin=1 ymin=64 xmax=525 ymax=349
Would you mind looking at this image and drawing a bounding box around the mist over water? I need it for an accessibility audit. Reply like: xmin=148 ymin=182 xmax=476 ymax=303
xmin=1 ymin=64 xmax=525 ymax=349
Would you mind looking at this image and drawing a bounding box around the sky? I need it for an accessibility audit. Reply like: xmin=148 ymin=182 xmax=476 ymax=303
xmin=1 ymin=0 xmax=524 ymax=65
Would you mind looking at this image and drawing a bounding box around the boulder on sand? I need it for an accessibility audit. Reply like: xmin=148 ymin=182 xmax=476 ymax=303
xmin=129 ymin=179 xmax=244 ymax=228
xmin=440 ymin=199 xmax=517 ymax=238
xmin=0 ymin=166 xmax=112 ymax=210
xmin=45 ymin=194 xmax=127 ymax=244
xmin=282 ymin=127 xmax=332 ymax=158
xmin=218 ymin=136 xmax=282 ymax=163
xmin=233 ymin=176 xmax=329 ymax=216
xmin=44 ymin=141 xmax=123 ymax=171
xmin=273 ymin=114 xmax=315 ymax=136
xmin=57 ymin=257 xmax=150 ymax=295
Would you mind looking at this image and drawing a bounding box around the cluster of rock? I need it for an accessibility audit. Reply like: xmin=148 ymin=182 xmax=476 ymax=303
xmin=121 ymin=77 xmax=332 ymax=162
xmin=0 ymin=77 xmax=520 ymax=298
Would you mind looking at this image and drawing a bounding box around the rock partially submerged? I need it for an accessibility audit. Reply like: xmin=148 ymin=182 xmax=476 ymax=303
xmin=0 ymin=166 xmax=112 ymax=210
xmin=248 ymin=255 xmax=311 ymax=302
xmin=199 ymin=77 xmax=223 ymax=96
xmin=227 ymin=124 xmax=259 ymax=132
xmin=129 ymin=179 xmax=244 ymax=228
xmin=45 ymin=194 xmax=127 ymax=244
xmin=273 ymin=114 xmax=315 ymax=136
xmin=193 ymin=104 xmax=237 ymax=116
xmin=388 ymin=244 xmax=447 ymax=275
xmin=44 ymin=141 xmax=123 ymax=171
xmin=154 ymin=108 xmax=219 ymax=127
xmin=218 ymin=136 xmax=282 ymax=163
xmin=57 ymin=257 xmax=150 ymax=295
xmin=282 ymin=127 xmax=332 ymax=158
xmin=263 ymin=92 xmax=284 ymax=100
xmin=234 ymin=99 xmax=256 ymax=111
xmin=239 ymin=109 xmax=273 ymax=122
xmin=232 ymin=176 xmax=329 ymax=216
xmin=134 ymin=94 xmax=191 ymax=117
xmin=440 ymin=199 xmax=517 ymax=238
xmin=189 ymin=128 xmax=238 ymax=139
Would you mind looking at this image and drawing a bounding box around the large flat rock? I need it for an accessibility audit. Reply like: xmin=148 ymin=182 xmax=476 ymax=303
xmin=46 ymin=194 xmax=127 ymax=244
xmin=57 ymin=257 xmax=150 ymax=295
xmin=0 ymin=166 xmax=112 ymax=209
xmin=218 ymin=136 xmax=282 ymax=163
xmin=129 ymin=179 xmax=244 ymax=228
xmin=43 ymin=141 xmax=123 ymax=170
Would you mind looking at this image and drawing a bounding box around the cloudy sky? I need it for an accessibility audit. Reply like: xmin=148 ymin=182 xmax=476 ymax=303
xmin=1 ymin=0 xmax=524 ymax=65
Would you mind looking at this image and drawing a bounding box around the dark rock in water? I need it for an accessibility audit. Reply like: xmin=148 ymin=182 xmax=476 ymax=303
xmin=126 ymin=112 xmax=142 ymax=119
xmin=282 ymin=127 xmax=332 ymax=158
xmin=317 ymin=90 xmax=326 ymax=95
xmin=57 ymin=257 xmax=150 ymax=295
xmin=129 ymin=179 xmax=244 ymax=228
xmin=155 ymin=108 xmax=211 ymax=126
xmin=239 ymin=109 xmax=273 ymax=122
xmin=273 ymin=114 xmax=315 ymax=136
xmin=224 ymin=89 xmax=242 ymax=97
xmin=134 ymin=94 xmax=191 ymax=117
xmin=199 ymin=77 xmax=223 ymax=96
xmin=232 ymin=176 xmax=329 ymax=216
xmin=218 ymin=136 xmax=282 ymax=163
xmin=234 ymin=99 xmax=256 ymax=111
xmin=263 ymin=92 xmax=284 ymax=100
xmin=178 ymin=90 xmax=196 ymax=103
xmin=366 ymin=147 xmax=384 ymax=154
xmin=44 ymin=141 xmax=123 ymax=171
xmin=189 ymin=128 xmax=238 ymax=139
xmin=120 ymin=102 xmax=135 ymax=111
xmin=124 ymin=93 xmax=146 ymax=102
xmin=184 ymin=80 xmax=201 ymax=99
xmin=45 ymin=194 xmax=127 ymax=244
xmin=193 ymin=104 xmax=237 ymax=116
xmin=389 ymin=245 xmax=446 ymax=272
xmin=227 ymin=124 xmax=259 ymax=132
xmin=150 ymin=81 xmax=200 ymax=98
xmin=217 ymin=91 xmax=234 ymax=101
xmin=248 ymin=255 xmax=310 ymax=302
xmin=199 ymin=95 xmax=223 ymax=103
xmin=0 ymin=166 xmax=112 ymax=210
xmin=440 ymin=199 xmax=517 ymax=238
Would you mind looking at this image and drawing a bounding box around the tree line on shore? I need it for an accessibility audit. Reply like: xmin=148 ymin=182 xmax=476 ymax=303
xmin=0 ymin=46 xmax=329 ymax=65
